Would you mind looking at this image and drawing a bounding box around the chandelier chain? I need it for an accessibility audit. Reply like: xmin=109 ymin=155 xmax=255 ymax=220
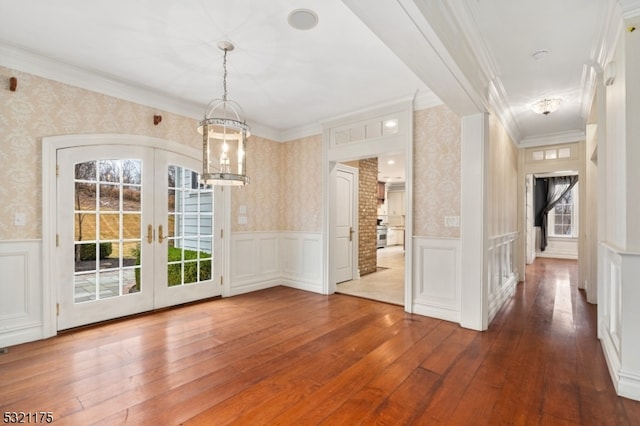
xmin=222 ymin=48 xmax=228 ymax=102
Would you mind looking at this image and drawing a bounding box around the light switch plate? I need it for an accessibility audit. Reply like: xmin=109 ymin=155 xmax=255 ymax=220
xmin=14 ymin=212 xmax=26 ymax=226
xmin=444 ymin=216 xmax=460 ymax=227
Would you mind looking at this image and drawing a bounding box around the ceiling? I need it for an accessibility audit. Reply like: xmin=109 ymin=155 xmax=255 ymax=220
xmin=0 ymin=0 xmax=623 ymax=149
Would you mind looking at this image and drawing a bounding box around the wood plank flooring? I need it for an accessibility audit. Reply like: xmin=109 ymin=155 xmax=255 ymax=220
xmin=1 ymin=258 xmax=639 ymax=425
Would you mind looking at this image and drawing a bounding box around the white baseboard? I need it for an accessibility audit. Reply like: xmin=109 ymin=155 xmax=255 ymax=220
xmin=488 ymin=274 xmax=518 ymax=323
xmin=228 ymin=277 xmax=282 ymax=296
xmin=281 ymin=278 xmax=323 ymax=294
xmin=412 ymin=303 xmax=460 ymax=323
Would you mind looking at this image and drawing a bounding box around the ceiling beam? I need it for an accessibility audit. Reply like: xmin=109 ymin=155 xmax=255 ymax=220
xmin=342 ymin=0 xmax=485 ymax=118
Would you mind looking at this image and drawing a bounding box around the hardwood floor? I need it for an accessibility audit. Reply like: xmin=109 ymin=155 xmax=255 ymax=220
xmin=1 ymin=258 xmax=639 ymax=425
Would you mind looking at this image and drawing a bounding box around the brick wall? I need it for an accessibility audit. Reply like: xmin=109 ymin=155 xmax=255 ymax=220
xmin=358 ymin=157 xmax=378 ymax=275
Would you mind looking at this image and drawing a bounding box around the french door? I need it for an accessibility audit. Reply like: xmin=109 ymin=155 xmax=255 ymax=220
xmin=56 ymin=145 xmax=222 ymax=330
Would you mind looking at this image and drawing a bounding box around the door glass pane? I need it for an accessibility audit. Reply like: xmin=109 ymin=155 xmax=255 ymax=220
xmin=73 ymin=159 xmax=143 ymax=303
xmin=166 ymin=165 xmax=213 ymax=287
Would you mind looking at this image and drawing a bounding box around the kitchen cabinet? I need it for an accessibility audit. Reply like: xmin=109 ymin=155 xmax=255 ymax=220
xmin=387 ymin=227 xmax=405 ymax=246
xmin=387 ymin=190 xmax=405 ymax=227
xmin=387 ymin=190 xmax=404 ymax=215
xmin=377 ymin=181 xmax=386 ymax=204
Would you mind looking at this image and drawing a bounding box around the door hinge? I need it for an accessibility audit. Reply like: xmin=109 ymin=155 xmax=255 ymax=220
xmin=220 ymin=276 xmax=223 ymax=286
xmin=56 ymin=234 xmax=59 ymax=247
xmin=56 ymin=303 xmax=59 ymax=316
xmin=220 ymin=229 xmax=223 ymax=239
xmin=56 ymin=164 xmax=59 ymax=177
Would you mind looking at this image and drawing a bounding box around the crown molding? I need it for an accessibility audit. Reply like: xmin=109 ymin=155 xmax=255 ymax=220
xmin=280 ymin=123 xmax=323 ymax=142
xmin=487 ymin=78 xmax=522 ymax=144
xmin=578 ymin=0 xmax=625 ymax=127
xmin=0 ymin=41 xmax=285 ymax=141
xmin=519 ymin=130 xmax=586 ymax=148
xmin=444 ymin=1 xmax=523 ymax=146
xmin=0 ymin=41 xmax=204 ymax=119
xmin=413 ymin=89 xmax=443 ymax=110
xmin=619 ymin=0 xmax=640 ymax=19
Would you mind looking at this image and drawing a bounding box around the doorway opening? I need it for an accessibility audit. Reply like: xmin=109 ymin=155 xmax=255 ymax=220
xmin=335 ymin=154 xmax=406 ymax=305
xmin=525 ymin=171 xmax=579 ymax=269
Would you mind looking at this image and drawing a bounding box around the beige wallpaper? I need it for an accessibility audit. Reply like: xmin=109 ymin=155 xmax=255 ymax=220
xmin=281 ymin=135 xmax=322 ymax=233
xmin=231 ymin=135 xmax=283 ymax=232
xmin=413 ymin=105 xmax=461 ymax=238
xmin=488 ymin=114 xmax=518 ymax=237
xmin=2 ymin=66 xmax=466 ymax=241
xmin=0 ymin=66 xmax=283 ymax=239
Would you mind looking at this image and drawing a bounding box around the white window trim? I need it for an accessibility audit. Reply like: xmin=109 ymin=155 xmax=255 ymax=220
xmin=548 ymin=182 xmax=579 ymax=238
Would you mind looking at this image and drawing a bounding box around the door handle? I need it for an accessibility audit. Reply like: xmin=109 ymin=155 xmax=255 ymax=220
xmin=158 ymin=225 xmax=164 ymax=244
xmin=147 ymin=224 xmax=154 ymax=244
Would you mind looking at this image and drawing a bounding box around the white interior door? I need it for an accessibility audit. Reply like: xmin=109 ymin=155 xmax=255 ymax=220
xmin=56 ymin=145 xmax=222 ymax=330
xmin=335 ymin=165 xmax=357 ymax=283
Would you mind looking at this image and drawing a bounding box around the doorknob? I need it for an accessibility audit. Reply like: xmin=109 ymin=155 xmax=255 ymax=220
xmin=147 ymin=224 xmax=154 ymax=244
xmin=158 ymin=225 xmax=164 ymax=244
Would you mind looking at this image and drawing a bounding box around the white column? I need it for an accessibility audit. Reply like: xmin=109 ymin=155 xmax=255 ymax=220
xmin=460 ymin=113 xmax=489 ymax=330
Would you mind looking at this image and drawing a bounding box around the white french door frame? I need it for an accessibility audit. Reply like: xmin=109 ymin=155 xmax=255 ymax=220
xmin=42 ymin=134 xmax=231 ymax=336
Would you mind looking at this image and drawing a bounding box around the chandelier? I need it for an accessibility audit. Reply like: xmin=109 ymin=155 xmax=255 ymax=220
xmin=199 ymin=41 xmax=250 ymax=186
xmin=531 ymin=97 xmax=562 ymax=115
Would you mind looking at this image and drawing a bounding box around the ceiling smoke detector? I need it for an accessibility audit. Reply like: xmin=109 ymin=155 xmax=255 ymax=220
xmin=288 ymin=9 xmax=319 ymax=30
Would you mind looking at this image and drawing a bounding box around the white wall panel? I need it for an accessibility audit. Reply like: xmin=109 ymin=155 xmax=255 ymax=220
xmin=282 ymin=233 xmax=323 ymax=293
xmin=599 ymin=243 xmax=640 ymax=401
xmin=229 ymin=233 xmax=278 ymax=295
xmin=232 ymin=236 xmax=257 ymax=280
xmin=230 ymin=232 xmax=323 ymax=295
xmin=301 ymin=237 xmax=321 ymax=280
xmin=487 ymin=232 xmax=519 ymax=323
xmin=283 ymin=235 xmax=300 ymax=276
xmin=412 ymin=237 xmax=461 ymax=322
xmin=259 ymin=236 xmax=279 ymax=275
xmin=0 ymin=240 xmax=43 ymax=348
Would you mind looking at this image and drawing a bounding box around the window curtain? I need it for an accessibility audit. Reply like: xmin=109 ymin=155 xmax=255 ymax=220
xmin=540 ymin=175 xmax=578 ymax=251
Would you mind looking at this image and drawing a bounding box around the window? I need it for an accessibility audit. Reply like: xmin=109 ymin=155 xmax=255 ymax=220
xmin=549 ymin=183 xmax=578 ymax=237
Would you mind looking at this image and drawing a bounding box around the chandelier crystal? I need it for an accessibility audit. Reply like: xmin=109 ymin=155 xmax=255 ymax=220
xmin=531 ymin=97 xmax=562 ymax=115
xmin=198 ymin=41 xmax=250 ymax=186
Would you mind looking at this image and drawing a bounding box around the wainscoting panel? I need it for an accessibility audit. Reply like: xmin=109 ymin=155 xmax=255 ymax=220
xmin=412 ymin=237 xmax=461 ymax=323
xmin=599 ymin=243 xmax=640 ymax=401
xmin=487 ymin=232 xmax=519 ymax=324
xmin=0 ymin=240 xmax=43 ymax=348
xmin=230 ymin=232 xmax=280 ymax=295
xmin=282 ymin=233 xmax=323 ymax=293
xmin=230 ymin=232 xmax=323 ymax=296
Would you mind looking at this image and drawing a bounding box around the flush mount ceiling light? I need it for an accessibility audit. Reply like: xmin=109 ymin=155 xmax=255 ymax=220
xmin=531 ymin=97 xmax=563 ymax=115
xmin=198 ymin=41 xmax=250 ymax=186
xmin=288 ymin=9 xmax=319 ymax=30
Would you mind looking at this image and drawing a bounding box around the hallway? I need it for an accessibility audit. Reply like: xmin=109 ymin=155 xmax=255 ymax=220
xmin=0 ymin=259 xmax=638 ymax=424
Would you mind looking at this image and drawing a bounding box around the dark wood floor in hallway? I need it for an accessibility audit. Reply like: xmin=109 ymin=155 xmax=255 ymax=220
xmin=1 ymin=258 xmax=639 ymax=425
